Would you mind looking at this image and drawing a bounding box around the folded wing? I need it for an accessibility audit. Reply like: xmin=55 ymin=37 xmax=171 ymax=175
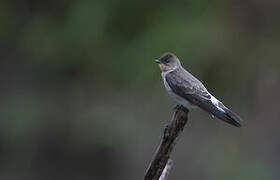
xmin=166 ymin=69 xmax=241 ymax=127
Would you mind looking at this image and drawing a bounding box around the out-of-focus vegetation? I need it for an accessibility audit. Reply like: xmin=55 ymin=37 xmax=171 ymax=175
xmin=0 ymin=0 xmax=280 ymax=179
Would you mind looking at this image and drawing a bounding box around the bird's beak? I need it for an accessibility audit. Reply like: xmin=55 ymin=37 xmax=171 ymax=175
xmin=154 ymin=59 xmax=161 ymax=64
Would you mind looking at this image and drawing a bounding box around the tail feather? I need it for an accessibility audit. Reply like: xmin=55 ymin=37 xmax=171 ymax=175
xmin=208 ymin=95 xmax=242 ymax=127
xmin=222 ymin=108 xmax=242 ymax=128
xmin=195 ymin=96 xmax=242 ymax=127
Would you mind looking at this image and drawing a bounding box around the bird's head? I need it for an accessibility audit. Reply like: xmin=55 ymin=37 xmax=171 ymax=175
xmin=154 ymin=52 xmax=181 ymax=72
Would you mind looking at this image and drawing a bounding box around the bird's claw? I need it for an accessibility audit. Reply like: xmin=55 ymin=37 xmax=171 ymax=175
xmin=173 ymin=104 xmax=181 ymax=110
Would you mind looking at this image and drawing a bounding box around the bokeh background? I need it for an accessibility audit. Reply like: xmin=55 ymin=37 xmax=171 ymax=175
xmin=1 ymin=0 xmax=280 ymax=179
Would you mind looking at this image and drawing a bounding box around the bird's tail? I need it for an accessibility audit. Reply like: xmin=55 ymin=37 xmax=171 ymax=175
xmin=220 ymin=107 xmax=242 ymax=128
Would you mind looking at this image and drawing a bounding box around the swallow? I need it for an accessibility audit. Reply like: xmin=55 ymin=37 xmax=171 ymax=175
xmin=155 ymin=52 xmax=242 ymax=127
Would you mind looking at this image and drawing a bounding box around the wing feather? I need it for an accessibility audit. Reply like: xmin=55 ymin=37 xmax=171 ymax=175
xmin=165 ymin=69 xmax=211 ymax=105
xmin=165 ymin=69 xmax=241 ymax=127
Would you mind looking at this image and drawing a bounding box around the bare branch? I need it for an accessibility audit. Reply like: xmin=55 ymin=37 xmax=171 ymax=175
xmin=159 ymin=159 xmax=173 ymax=180
xmin=144 ymin=106 xmax=189 ymax=180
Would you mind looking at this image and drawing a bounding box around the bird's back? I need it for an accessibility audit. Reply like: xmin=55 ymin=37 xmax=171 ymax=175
xmin=176 ymin=67 xmax=208 ymax=93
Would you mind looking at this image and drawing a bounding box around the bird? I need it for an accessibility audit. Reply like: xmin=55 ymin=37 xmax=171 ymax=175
xmin=155 ymin=52 xmax=242 ymax=127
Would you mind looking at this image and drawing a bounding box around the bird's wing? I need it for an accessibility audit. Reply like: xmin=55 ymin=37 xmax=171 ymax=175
xmin=165 ymin=69 xmax=211 ymax=105
xmin=166 ymin=69 xmax=241 ymax=127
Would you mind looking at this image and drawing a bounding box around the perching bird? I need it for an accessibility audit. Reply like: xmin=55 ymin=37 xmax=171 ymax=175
xmin=155 ymin=52 xmax=242 ymax=127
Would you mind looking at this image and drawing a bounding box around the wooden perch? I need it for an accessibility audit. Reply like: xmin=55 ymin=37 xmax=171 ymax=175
xmin=159 ymin=159 xmax=173 ymax=180
xmin=144 ymin=106 xmax=189 ymax=180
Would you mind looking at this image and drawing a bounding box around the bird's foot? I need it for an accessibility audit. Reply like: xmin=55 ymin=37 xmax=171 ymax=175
xmin=173 ymin=104 xmax=182 ymax=110
xmin=174 ymin=104 xmax=189 ymax=112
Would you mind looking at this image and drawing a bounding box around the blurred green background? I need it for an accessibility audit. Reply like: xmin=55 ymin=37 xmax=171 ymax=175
xmin=1 ymin=0 xmax=280 ymax=179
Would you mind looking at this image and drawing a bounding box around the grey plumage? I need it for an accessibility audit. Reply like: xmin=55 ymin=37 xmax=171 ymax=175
xmin=156 ymin=52 xmax=242 ymax=127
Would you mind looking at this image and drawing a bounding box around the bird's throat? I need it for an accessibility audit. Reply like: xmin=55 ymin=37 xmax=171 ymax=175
xmin=159 ymin=64 xmax=177 ymax=72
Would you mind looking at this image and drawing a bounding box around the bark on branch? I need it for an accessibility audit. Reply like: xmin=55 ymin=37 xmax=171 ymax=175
xmin=159 ymin=159 xmax=173 ymax=180
xmin=144 ymin=106 xmax=189 ymax=180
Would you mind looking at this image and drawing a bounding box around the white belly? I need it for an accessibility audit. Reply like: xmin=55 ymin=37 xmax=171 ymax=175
xmin=161 ymin=71 xmax=196 ymax=109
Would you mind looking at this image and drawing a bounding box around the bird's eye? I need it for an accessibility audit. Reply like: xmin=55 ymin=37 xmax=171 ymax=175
xmin=165 ymin=59 xmax=169 ymax=63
